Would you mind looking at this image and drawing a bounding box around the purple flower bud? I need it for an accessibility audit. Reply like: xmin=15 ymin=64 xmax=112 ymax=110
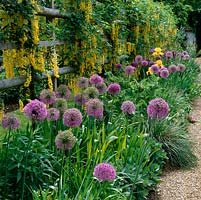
xmin=168 ymin=64 xmax=177 ymax=73
xmin=90 ymin=74 xmax=104 ymax=86
xmin=47 ymin=108 xmax=60 ymax=121
xmin=55 ymin=85 xmax=71 ymax=100
xmin=159 ymin=67 xmax=169 ymax=78
xmin=77 ymin=77 xmax=89 ymax=89
xmin=115 ymin=63 xmax=122 ymax=69
xmin=125 ymin=65 xmax=135 ymax=75
xmin=40 ymin=89 xmax=56 ymax=105
xmin=177 ymin=64 xmax=186 ymax=72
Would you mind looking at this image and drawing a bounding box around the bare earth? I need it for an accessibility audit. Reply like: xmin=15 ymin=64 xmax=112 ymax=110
xmin=150 ymin=58 xmax=201 ymax=200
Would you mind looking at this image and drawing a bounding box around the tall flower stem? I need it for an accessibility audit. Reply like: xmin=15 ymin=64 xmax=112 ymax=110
xmin=3 ymin=128 xmax=11 ymax=198
xmin=58 ymin=150 xmax=65 ymax=199
xmin=21 ymin=128 xmax=33 ymax=200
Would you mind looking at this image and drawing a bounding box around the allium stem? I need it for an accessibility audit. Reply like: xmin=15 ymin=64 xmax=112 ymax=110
xmin=3 ymin=128 xmax=11 ymax=199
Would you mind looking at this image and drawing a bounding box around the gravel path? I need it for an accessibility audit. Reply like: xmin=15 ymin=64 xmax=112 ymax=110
xmin=150 ymin=58 xmax=201 ymax=200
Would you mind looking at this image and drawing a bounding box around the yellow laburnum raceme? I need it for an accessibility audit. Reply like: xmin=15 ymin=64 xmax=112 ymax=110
xmin=19 ymin=99 xmax=24 ymax=112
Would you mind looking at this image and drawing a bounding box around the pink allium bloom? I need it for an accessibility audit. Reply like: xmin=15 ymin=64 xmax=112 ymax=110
xmin=2 ymin=113 xmax=20 ymax=130
xmin=131 ymin=61 xmax=138 ymax=67
xmin=83 ymin=86 xmax=99 ymax=99
xmin=177 ymin=64 xmax=186 ymax=72
xmin=115 ymin=63 xmax=122 ymax=69
xmin=93 ymin=163 xmax=116 ymax=182
xmin=90 ymin=74 xmax=104 ymax=86
xmin=63 ymin=108 xmax=82 ymax=128
xmin=77 ymin=77 xmax=89 ymax=89
xmin=159 ymin=67 xmax=169 ymax=78
xmin=23 ymin=99 xmax=47 ymax=121
xmin=95 ymin=82 xmax=107 ymax=94
xmin=149 ymin=61 xmax=155 ymax=66
xmin=74 ymin=94 xmax=88 ymax=106
xmin=47 ymin=108 xmax=60 ymax=121
xmin=86 ymin=98 xmax=104 ymax=119
xmin=135 ymin=55 xmax=143 ymax=63
xmin=55 ymin=85 xmax=71 ymax=100
xmin=151 ymin=64 xmax=160 ymax=74
xmin=53 ymin=98 xmax=67 ymax=115
xmin=107 ymin=83 xmax=121 ymax=95
xmin=125 ymin=65 xmax=135 ymax=75
xmin=121 ymin=100 xmax=135 ymax=114
xmin=168 ymin=64 xmax=177 ymax=73
xmin=165 ymin=51 xmax=173 ymax=59
xmin=39 ymin=89 xmax=56 ymax=105
xmin=147 ymin=98 xmax=170 ymax=120
xmin=182 ymin=54 xmax=190 ymax=60
xmin=55 ymin=130 xmax=76 ymax=150
xmin=141 ymin=60 xmax=149 ymax=66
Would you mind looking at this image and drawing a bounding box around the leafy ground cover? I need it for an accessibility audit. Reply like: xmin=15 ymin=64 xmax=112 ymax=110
xmin=0 ymin=47 xmax=200 ymax=200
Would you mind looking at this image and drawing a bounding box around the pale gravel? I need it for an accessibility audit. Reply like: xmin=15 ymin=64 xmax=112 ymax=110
xmin=151 ymin=59 xmax=201 ymax=200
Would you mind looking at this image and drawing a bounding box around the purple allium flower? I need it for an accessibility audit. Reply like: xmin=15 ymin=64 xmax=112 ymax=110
xmin=177 ymin=64 xmax=186 ymax=72
xmin=125 ymin=65 xmax=135 ymax=75
xmin=115 ymin=63 xmax=122 ymax=69
xmin=182 ymin=51 xmax=188 ymax=55
xmin=107 ymin=83 xmax=121 ymax=95
xmin=141 ymin=60 xmax=149 ymax=66
xmin=135 ymin=55 xmax=143 ymax=63
xmin=182 ymin=54 xmax=190 ymax=60
xmin=23 ymin=99 xmax=47 ymax=121
xmin=39 ymin=89 xmax=56 ymax=105
xmin=168 ymin=64 xmax=177 ymax=73
xmin=2 ymin=113 xmax=20 ymax=130
xmin=55 ymin=85 xmax=71 ymax=100
xmin=165 ymin=51 xmax=173 ymax=59
xmin=86 ymin=98 xmax=103 ymax=119
xmin=121 ymin=100 xmax=135 ymax=114
xmin=93 ymin=163 xmax=116 ymax=182
xmin=147 ymin=98 xmax=170 ymax=120
xmin=47 ymin=108 xmax=60 ymax=121
xmin=151 ymin=64 xmax=160 ymax=74
xmin=159 ymin=67 xmax=169 ymax=78
xmin=74 ymin=94 xmax=88 ymax=106
xmin=55 ymin=130 xmax=76 ymax=150
xmin=63 ymin=108 xmax=82 ymax=128
xmin=131 ymin=61 xmax=138 ymax=68
xmin=77 ymin=77 xmax=89 ymax=89
xmin=90 ymin=74 xmax=104 ymax=86
xmin=53 ymin=98 xmax=67 ymax=115
xmin=83 ymin=86 xmax=99 ymax=99
xmin=95 ymin=83 xmax=107 ymax=94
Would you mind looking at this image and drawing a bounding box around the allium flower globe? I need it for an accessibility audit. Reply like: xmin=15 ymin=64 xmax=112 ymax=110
xmin=2 ymin=113 xmax=20 ymax=130
xmin=135 ymin=55 xmax=143 ymax=63
xmin=95 ymin=82 xmax=107 ymax=94
xmin=39 ymin=89 xmax=56 ymax=105
xmin=77 ymin=77 xmax=89 ymax=89
xmin=74 ymin=93 xmax=87 ymax=106
xmin=86 ymin=98 xmax=104 ymax=119
xmin=121 ymin=101 xmax=135 ymax=114
xmin=125 ymin=65 xmax=135 ymax=75
xmin=107 ymin=83 xmax=121 ymax=95
xmin=150 ymin=64 xmax=160 ymax=74
xmin=83 ymin=86 xmax=99 ymax=99
xmin=147 ymin=98 xmax=170 ymax=120
xmin=159 ymin=67 xmax=169 ymax=79
xmin=141 ymin=60 xmax=148 ymax=66
xmin=177 ymin=64 xmax=186 ymax=72
xmin=55 ymin=130 xmax=76 ymax=150
xmin=131 ymin=61 xmax=138 ymax=68
xmin=53 ymin=98 xmax=67 ymax=115
xmin=168 ymin=64 xmax=177 ymax=73
xmin=115 ymin=63 xmax=122 ymax=69
xmin=23 ymin=99 xmax=47 ymax=121
xmin=47 ymin=108 xmax=60 ymax=121
xmin=90 ymin=74 xmax=104 ymax=86
xmin=55 ymin=84 xmax=71 ymax=100
xmin=93 ymin=163 xmax=116 ymax=182
xmin=63 ymin=108 xmax=82 ymax=128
